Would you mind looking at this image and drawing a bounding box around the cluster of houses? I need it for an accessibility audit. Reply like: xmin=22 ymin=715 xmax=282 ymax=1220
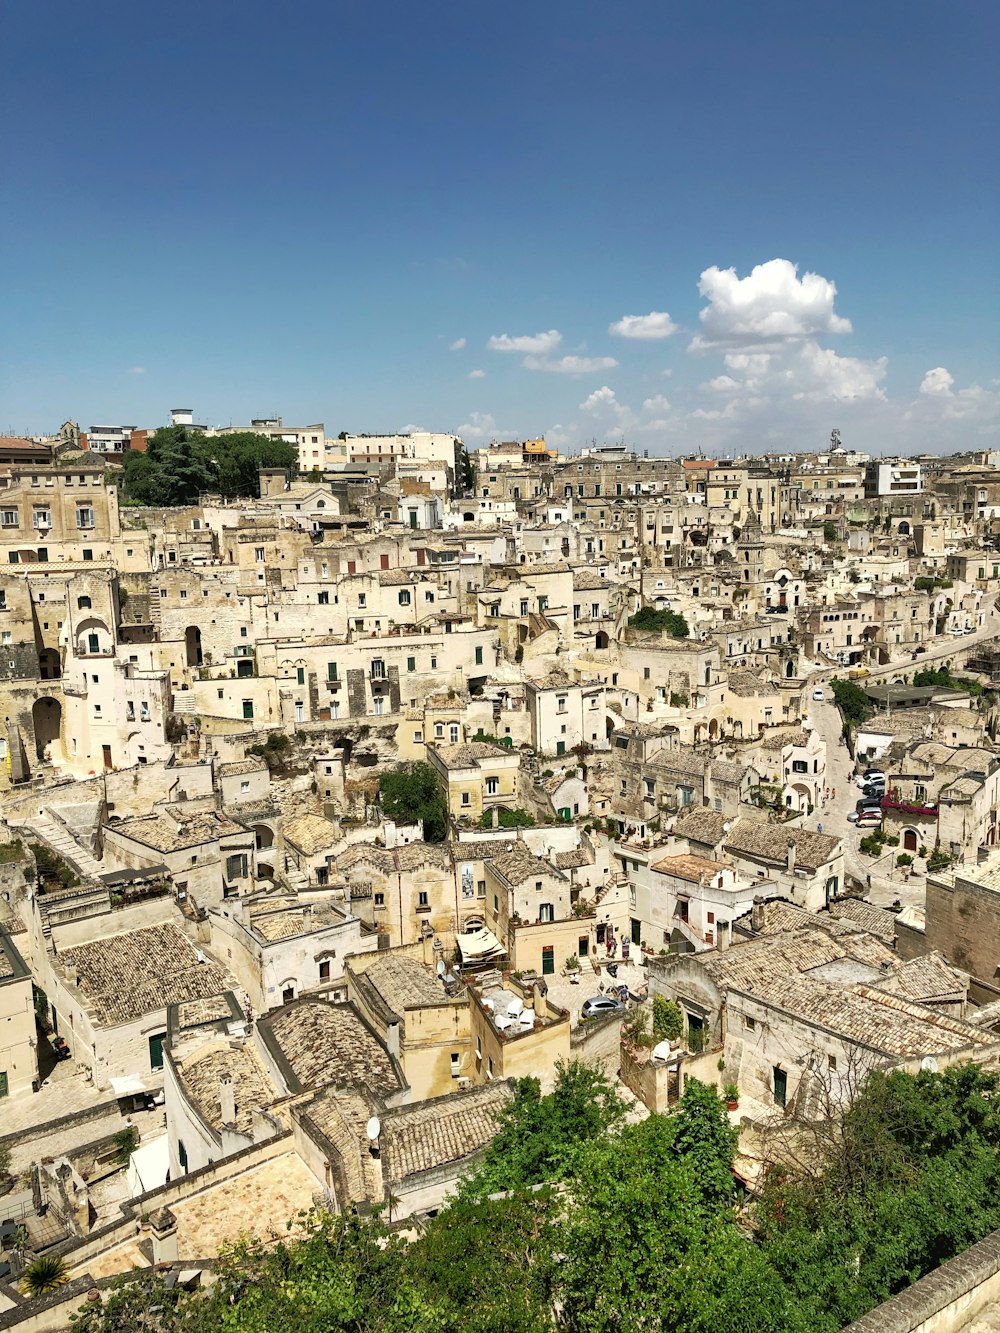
xmin=3 ymin=418 xmax=1000 ymax=1317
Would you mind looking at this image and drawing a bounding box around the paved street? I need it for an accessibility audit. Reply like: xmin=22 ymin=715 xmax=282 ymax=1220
xmin=803 ymin=603 xmax=1000 ymax=912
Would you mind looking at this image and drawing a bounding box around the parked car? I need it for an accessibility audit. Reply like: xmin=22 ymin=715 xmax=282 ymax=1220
xmin=51 ymin=1035 xmax=71 ymax=1061
xmin=847 ymin=811 xmax=861 ymax=823
xmin=964 ymin=626 xmax=976 ymax=635
xmin=812 ymin=688 xmax=825 ymax=701
xmin=914 ymin=645 xmax=928 ymax=654
xmin=581 ymin=995 xmax=626 ymax=1019
xmin=857 ymin=799 xmax=883 ymax=814
xmin=849 ymin=666 xmax=870 ymax=679
xmin=857 ymin=812 xmax=883 ymax=827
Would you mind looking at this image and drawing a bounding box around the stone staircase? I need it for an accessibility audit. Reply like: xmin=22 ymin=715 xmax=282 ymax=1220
xmin=170 ymin=691 xmax=198 ymax=717
xmin=13 ymin=811 xmax=104 ymax=880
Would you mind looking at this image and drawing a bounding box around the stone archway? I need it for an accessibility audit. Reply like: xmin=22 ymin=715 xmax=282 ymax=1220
xmin=903 ymin=828 xmax=918 ymax=852
xmin=595 ymin=631 xmax=609 ymax=650
xmin=32 ymin=696 xmax=62 ymax=762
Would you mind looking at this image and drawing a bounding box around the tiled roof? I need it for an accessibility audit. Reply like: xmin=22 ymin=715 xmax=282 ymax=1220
xmin=61 ymin=923 xmax=232 ymax=1026
xmin=827 ymin=898 xmax=897 ymax=942
xmin=724 ymin=819 xmax=840 ymax=871
xmin=433 ymin=741 xmax=514 ymax=769
xmin=262 ymin=1000 xmax=402 ymax=1096
xmin=673 ymin=808 xmax=727 ymax=848
xmin=179 ymin=1042 xmax=277 ymax=1135
xmin=382 ymin=1083 xmax=513 ymax=1183
xmin=284 ymin=813 xmax=340 ymax=856
xmin=491 ymin=846 xmax=564 ymax=886
xmin=360 ymin=955 xmax=448 ymax=1014
xmin=112 ymin=812 xmax=244 ymax=854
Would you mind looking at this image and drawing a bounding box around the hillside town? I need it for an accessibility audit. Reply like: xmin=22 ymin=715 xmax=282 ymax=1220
xmin=4 ymin=415 xmax=1000 ymax=1325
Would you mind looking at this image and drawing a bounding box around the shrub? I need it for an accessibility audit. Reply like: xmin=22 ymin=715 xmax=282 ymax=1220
xmin=927 ymin=847 xmax=952 ymax=872
xmin=21 ymin=1255 xmax=69 ymax=1297
xmin=897 ymin=852 xmax=914 ymax=867
xmin=652 ymin=995 xmax=683 ymax=1042
xmin=628 ymin=607 xmax=689 ymax=638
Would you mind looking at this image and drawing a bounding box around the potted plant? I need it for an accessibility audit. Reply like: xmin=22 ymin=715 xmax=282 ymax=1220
xmin=723 ymin=1082 xmax=740 ymax=1111
xmin=565 ymin=953 xmax=580 ymax=984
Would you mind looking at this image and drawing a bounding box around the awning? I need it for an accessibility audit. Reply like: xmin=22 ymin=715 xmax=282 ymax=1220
xmin=109 ymin=1074 xmax=149 ymax=1097
xmin=456 ymin=925 xmax=505 ymax=965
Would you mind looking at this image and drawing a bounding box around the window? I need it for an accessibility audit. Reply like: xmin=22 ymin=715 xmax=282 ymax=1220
xmin=148 ymin=1033 xmax=166 ymax=1071
xmin=743 ymin=1015 xmax=756 ymax=1031
xmin=539 ymin=903 xmax=554 ymax=923
xmin=296 ymin=667 xmax=305 ymax=685
xmin=318 ymin=591 xmax=329 ymax=605
xmin=33 ymin=509 xmax=51 ymax=529
xmin=541 ymin=946 xmax=555 ymax=975
xmin=486 ymin=776 xmax=499 ymax=796
xmin=461 ymin=792 xmax=471 ymax=806
xmin=242 ymin=700 xmax=254 ymax=720
xmin=0 ymin=509 xmax=17 ymax=526
xmin=319 ymin=959 xmax=331 ymax=982
xmin=327 ymin=662 xmax=338 ymax=681
xmin=407 ymin=656 xmax=416 ymax=673
xmin=477 ymin=879 xmax=486 ymax=898
xmin=373 ymin=695 xmax=384 ymax=716
xmin=374 ymin=892 xmax=385 ymax=907
xmin=418 ymin=890 xmax=429 ymax=908
xmin=828 ymin=1054 xmax=838 ymax=1072
xmin=398 ymin=590 xmax=411 ymax=606
xmin=226 ymin=853 xmax=248 ymax=880
xmin=371 ymin=659 xmax=386 ymax=679
xmin=475 ymin=646 xmax=483 ymax=666
xmin=451 ymin=1053 xmax=461 ymax=1078
xmin=435 ymin=722 xmax=445 ymax=738
xmin=87 ymin=632 xmax=99 ymax=653
xmin=430 ymin=656 xmax=437 ymax=669
xmin=126 ymin=702 xmax=135 ymax=721
xmin=255 ymin=547 xmax=265 ymax=562
xmin=358 ymin=593 xmax=367 ymax=608
xmin=77 ymin=507 xmax=95 ymax=529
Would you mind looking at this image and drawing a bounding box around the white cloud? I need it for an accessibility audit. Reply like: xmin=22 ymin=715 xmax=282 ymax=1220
xmin=692 ymin=258 xmax=852 ymax=350
xmin=642 ymin=394 xmax=671 ymax=412
xmin=448 ymin=337 xmax=467 ymax=352
xmin=702 ymin=375 xmax=742 ymax=394
xmin=523 ymin=354 xmax=619 ymax=375
xmin=920 ymin=366 xmax=955 ymax=397
xmin=487 ymin=329 xmax=562 ymax=354
xmin=456 ymin=411 xmax=502 ymax=442
xmin=725 ymin=351 xmax=771 ymax=374
xmin=468 ymin=368 xmax=486 ymax=379
xmin=580 ymin=386 xmax=617 ymax=412
xmin=126 ymin=366 xmax=146 ymax=375
xmin=400 ymin=422 xmax=426 ymax=433
xmin=792 ymin=343 xmax=887 ymax=402
xmin=609 ymin=311 xmax=677 ymax=340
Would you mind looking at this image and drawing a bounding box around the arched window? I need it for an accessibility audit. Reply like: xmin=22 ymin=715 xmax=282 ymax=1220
xmin=77 ymin=595 xmax=92 ymax=610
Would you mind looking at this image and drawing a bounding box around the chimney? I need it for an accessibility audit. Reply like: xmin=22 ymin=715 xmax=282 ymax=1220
xmin=219 ymin=1074 xmax=236 ymax=1127
xmin=718 ymin=920 xmax=730 ymax=952
xmin=786 ymin=838 xmax=797 ymax=874
xmin=751 ymin=896 xmax=765 ymax=934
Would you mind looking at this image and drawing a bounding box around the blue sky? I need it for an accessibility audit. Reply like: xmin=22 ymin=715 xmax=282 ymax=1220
xmin=2 ymin=0 xmax=997 ymax=454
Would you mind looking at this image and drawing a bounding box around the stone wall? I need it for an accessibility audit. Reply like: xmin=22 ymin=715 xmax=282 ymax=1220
xmin=842 ymin=1226 xmax=1000 ymax=1333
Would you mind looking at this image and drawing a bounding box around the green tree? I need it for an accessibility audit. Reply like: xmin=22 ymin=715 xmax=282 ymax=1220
xmin=70 ymin=1270 xmax=189 ymax=1331
xmin=823 ymin=520 xmax=838 ymax=542
xmin=652 ymin=994 xmax=683 ymax=1042
xmin=378 ymin=762 xmax=449 ymax=842
xmin=628 ymin=607 xmax=690 ymax=638
xmin=121 ymin=428 xmax=297 ymax=507
xmin=829 ymin=677 xmax=872 ymax=727
xmin=459 ymin=1061 xmax=626 ymax=1200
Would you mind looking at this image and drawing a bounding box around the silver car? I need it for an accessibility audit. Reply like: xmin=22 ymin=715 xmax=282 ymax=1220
xmin=581 ymin=995 xmax=626 ymax=1019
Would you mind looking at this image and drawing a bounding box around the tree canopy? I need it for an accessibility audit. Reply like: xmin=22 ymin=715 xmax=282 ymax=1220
xmin=70 ymin=1063 xmax=1000 ymax=1333
xmin=628 ymin=606 xmax=690 ymax=637
xmin=378 ymin=762 xmax=449 ymax=842
xmin=121 ymin=428 xmax=298 ymax=506
xmin=829 ymin=676 xmax=872 ymax=726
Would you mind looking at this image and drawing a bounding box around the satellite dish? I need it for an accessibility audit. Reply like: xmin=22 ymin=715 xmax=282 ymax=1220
xmin=366 ymin=1117 xmax=381 ymax=1141
xmin=920 ymin=1056 xmax=938 ymax=1074
xmin=436 ymin=959 xmax=446 ymax=977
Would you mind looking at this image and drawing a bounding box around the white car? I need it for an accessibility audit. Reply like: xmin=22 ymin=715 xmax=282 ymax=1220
xmin=812 ymin=688 xmax=825 ymax=702
xmin=947 ymin=626 xmax=964 ymax=635
xmin=964 ymin=626 xmax=976 ymax=635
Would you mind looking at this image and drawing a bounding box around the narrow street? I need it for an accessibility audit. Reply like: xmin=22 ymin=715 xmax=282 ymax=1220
xmin=805 ymin=602 xmax=1000 ymax=912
